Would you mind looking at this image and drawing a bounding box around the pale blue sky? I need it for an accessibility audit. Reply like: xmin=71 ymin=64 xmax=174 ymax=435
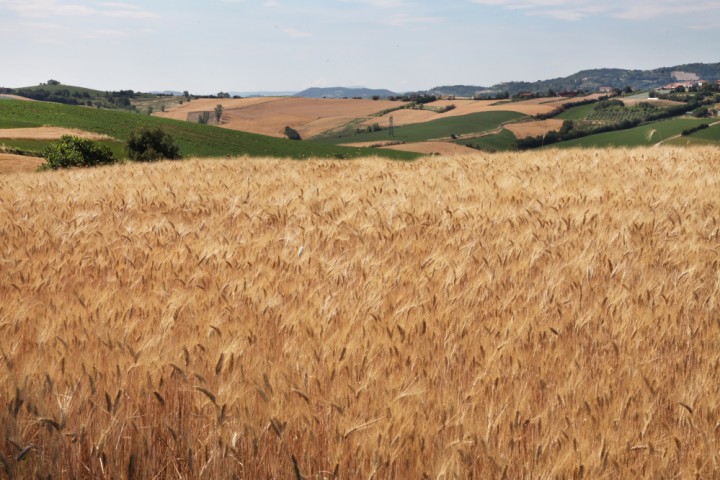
xmin=1 ymin=0 xmax=719 ymax=93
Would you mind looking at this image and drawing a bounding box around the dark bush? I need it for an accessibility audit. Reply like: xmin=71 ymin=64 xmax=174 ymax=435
xmin=284 ymin=126 xmax=302 ymax=140
xmin=126 ymin=126 xmax=181 ymax=161
xmin=41 ymin=136 xmax=117 ymax=169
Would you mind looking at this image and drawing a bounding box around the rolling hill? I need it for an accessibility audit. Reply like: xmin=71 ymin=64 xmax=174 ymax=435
xmin=294 ymin=87 xmax=398 ymax=99
xmin=428 ymin=62 xmax=720 ymax=97
xmin=0 ymin=99 xmax=419 ymax=160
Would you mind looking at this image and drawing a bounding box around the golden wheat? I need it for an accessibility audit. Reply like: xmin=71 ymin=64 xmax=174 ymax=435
xmin=1 ymin=148 xmax=719 ymax=478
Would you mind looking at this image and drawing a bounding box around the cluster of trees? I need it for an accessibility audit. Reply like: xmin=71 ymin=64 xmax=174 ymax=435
xmin=13 ymin=88 xmax=91 ymax=105
xmin=386 ymin=94 xmax=438 ymax=104
xmin=681 ymin=124 xmax=710 ymax=136
xmin=41 ymin=126 xmax=181 ymax=170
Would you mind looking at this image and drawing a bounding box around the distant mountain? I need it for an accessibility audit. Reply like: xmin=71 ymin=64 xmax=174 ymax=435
xmin=428 ymin=62 xmax=720 ymax=97
xmin=294 ymin=87 xmax=398 ymax=99
xmin=148 ymin=90 xmax=184 ymax=96
xmin=230 ymin=91 xmax=297 ymax=97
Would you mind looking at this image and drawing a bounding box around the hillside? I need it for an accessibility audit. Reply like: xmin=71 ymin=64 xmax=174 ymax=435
xmin=2 ymin=149 xmax=719 ymax=478
xmin=429 ymin=62 xmax=720 ymax=96
xmin=295 ymin=86 xmax=398 ymax=99
xmin=0 ymin=100 xmax=418 ymax=160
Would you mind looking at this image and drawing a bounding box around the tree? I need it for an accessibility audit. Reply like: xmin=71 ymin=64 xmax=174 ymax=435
xmin=214 ymin=104 xmax=223 ymax=123
xmin=41 ymin=136 xmax=117 ymax=169
xmin=197 ymin=112 xmax=210 ymax=124
xmin=47 ymin=79 xmax=61 ymax=85
xmin=284 ymin=126 xmax=302 ymax=140
xmin=126 ymin=126 xmax=181 ymax=161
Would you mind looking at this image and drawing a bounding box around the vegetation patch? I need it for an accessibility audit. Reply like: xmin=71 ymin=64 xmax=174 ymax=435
xmin=455 ymin=129 xmax=518 ymax=152
xmin=41 ymin=135 xmax=118 ymax=169
xmin=322 ymin=111 xmax=524 ymax=144
xmin=551 ymin=118 xmax=713 ymax=148
xmin=0 ymin=100 xmax=419 ymax=160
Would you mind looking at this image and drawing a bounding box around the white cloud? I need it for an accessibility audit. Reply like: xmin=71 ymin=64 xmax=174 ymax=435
xmin=341 ymin=0 xmax=413 ymax=8
xmin=381 ymin=13 xmax=441 ymax=26
xmin=0 ymin=0 xmax=158 ymax=19
xmin=281 ymin=27 xmax=311 ymax=38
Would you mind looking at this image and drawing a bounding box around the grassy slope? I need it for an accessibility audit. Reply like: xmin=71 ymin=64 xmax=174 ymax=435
xmin=552 ymin=117 xmax=711 ymax=148
xmin=665 ymin=122 xmax=720 ymax=146
xmin=321 ymin=111 xmax=525 ymax=144
xmin=454 ymin=128 xmax=518 ymax=151
xmin=0 ymin=100 xmax=419 ymax=160
xmin=555 ymin=102 xmax=596 ymax=121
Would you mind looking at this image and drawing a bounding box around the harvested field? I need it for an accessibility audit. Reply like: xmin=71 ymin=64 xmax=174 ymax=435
xmin=381 ymin=141 xmax=479 ymax=155
xmin=362 ymin=95 xmax=602 ymax=128
xmin=2 ymin=148 xmax=720 ymax=478
xmin=0 ymin=127 xmax=112 ymax=141
xmin=0 ymin=153 xmax=43 ymax=174
xmin=343 ymin=141 xmax=478 ymax=155
xmin=155 ymin=97 xmax=278 ymax=121
xmin=505 ymin=119 xmax=564 ymax=139
xmin=156 ymin=97 xmax=404 ymax=138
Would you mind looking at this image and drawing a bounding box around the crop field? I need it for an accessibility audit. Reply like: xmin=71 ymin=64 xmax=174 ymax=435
xmin=504 ymin=119 xmax=564 ymax=139
xmin=1 ymin=148 xmax=719 ymax=478
xmin=666 ymin=124 xmax=720 ymax=147
xmin=0 ymin=100 xmax=417 ymax=160
xmin=325 ymin=111 xmax=524 ymax=144
xmin=0 ymin=153 xmax=43 ymax=174
xmin=156 ymin=97 xmax=406 ymax=139
xmin=554 ymin=118 xmax=712 ymax=148
xmin=556 ymin=103 xmax=597 ymax=121
xmin=455 ymin=129 xmax=519 ymax=152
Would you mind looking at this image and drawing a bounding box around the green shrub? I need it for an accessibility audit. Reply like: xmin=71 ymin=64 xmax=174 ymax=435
xmin=284 ymin=126 xmax=302 ymax=141
xmin=41 ymin=135 xmax=117 ymax=170
xmin=126 ymin=126 xmax=181 ymax=161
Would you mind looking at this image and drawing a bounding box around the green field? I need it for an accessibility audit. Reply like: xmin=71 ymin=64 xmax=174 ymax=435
xmin=454 ymin=128 xmax=517 ymax=152
xmin=0 ymin=100 xmax=419 ymax=160
xmin=665 ymin=122 xmax=720 ymax=146
xmin=320 ymin=111 xmax=525 ymax=145
xmin=555 ymin=103 xmax=596 ymax=121
xmin=0 ymin=117 xmax=42 ymax=129
xmin=0 ymin=138 xmax=127 ymax=158
xmin=552 ymin=118 xmax=712 ymax=148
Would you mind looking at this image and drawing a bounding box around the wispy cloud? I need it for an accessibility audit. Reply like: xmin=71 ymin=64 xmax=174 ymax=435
xmin=381 ymin=13 xmax=441 ymax=26
xmin=341 ymin=0 xmax=413 ymax=8
xmin=281 ymin=27 xmax=311 ymax=38
xmin=0 ymin=0 xmax=158 ymax=19
xmin=468 ymin=0 xmax=720 ymax=21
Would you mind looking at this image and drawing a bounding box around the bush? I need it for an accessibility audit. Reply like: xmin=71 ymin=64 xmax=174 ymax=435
xmin=284 ymin=126 xmax=302 ymax=140
xmin=126 ymin=126 xmax=181 ymax=161
xmin=41 ymin=135 xmax=117 ymax=170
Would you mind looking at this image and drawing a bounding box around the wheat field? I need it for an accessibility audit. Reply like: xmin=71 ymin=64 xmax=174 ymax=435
xmin=1 ymin=149 xmax=719 ymax=479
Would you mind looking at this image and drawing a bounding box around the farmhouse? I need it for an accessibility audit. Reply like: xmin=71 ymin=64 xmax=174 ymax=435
xmin=662 ymin=80 xmax=706 ymax=91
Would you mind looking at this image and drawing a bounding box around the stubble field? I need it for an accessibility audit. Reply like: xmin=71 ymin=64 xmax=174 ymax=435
xmin=1 ymin=148 xmax=719 ymax=478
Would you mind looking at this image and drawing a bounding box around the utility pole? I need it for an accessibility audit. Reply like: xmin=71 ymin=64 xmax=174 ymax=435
xmin=389 ymin=116 xmax=395 ymax=137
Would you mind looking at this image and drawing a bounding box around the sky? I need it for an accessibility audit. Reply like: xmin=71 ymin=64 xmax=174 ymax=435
xmin=1 ymin=0 xmax=719 ymax=93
